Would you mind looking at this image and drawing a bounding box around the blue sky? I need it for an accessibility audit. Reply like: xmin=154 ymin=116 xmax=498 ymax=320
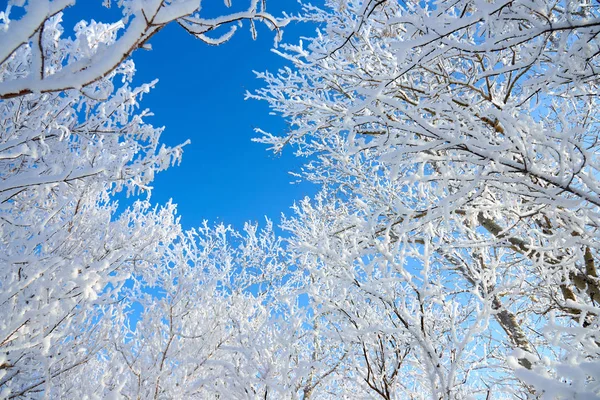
xmin=53 ymin=0 xmax=320 ymax=230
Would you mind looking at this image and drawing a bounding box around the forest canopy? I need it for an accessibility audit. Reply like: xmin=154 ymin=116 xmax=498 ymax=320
xmin=1 ymin=0 xmax=599 ymax=398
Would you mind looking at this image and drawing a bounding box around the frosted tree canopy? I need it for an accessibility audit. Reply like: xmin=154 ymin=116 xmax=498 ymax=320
xmin=1 ymin=0 xmax=599 ymax=398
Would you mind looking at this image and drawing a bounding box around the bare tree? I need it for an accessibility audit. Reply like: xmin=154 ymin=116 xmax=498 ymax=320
xmin=0 ymin=1 xmax=286 ymax=397
xmin=252 ymin=0 xmax=600 ymax=397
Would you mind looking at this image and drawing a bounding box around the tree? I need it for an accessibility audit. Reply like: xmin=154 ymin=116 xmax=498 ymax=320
xmin=0 ymin=0 xmax=281 ymax=99
xmin=6 ymin=0 xmax=600 ymax=397
xmin=51 ymin=222 xmax=319 ymax=399
xmin=0 ymin=1 xmax=285 ymax=397
xmin=252 ymin=0 xmax=600 ymax=397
